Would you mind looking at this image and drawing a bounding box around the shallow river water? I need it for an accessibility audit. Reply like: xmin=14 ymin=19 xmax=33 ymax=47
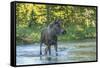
xmin=16 ymin=39 xmax=96 ymax=65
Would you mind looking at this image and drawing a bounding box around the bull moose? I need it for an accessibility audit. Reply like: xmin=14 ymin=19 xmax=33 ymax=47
xmin=40 ymin=19 xmax=66 ymax=56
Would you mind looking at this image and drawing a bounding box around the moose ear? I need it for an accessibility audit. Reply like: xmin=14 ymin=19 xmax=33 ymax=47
xmin=55 ymin=19 xmax=62 ymax=24
xmin=54 ymin=19 xmax=59 ymax=24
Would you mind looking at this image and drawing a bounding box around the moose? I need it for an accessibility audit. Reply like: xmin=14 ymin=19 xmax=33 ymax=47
xmin=40 ymin=19 xmax=66 ymax=56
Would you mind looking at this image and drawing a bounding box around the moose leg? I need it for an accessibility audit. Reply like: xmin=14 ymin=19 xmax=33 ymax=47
xmin=40 ymin=42 xmax=42 ymax=55
xmin=48 ymin=45 xmax=51 ymax=55
xmin=54 ymin=44 xmax=58 ymax=56
xmin=45 ymin=45 xmax=49 ymax=55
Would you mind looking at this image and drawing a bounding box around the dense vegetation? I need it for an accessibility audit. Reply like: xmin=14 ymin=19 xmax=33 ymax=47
xmin=16 ymin=3 xmax=97 ymax=44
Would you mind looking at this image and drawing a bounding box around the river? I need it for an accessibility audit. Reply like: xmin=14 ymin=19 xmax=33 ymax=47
xmin=16 ymin=39 xmax=96 ymax=65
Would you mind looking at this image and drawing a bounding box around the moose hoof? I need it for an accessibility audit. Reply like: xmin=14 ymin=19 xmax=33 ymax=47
xmin=40 ymin=53 xmax=42 ymax=55
xmin=56 ymin=53 xmax=58 ymax=56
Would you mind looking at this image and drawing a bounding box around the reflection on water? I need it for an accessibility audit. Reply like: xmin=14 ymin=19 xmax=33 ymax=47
xmin=16 ymin=39 xmax=96 ymax=65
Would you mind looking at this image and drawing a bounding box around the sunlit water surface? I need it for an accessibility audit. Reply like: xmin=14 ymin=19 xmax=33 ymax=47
xmin=16 ymin=39 xmax=96 ymax=65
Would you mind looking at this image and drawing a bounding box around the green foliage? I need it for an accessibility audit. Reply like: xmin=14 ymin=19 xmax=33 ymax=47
xmin=16 ymin=3 xmax=97 ymax=44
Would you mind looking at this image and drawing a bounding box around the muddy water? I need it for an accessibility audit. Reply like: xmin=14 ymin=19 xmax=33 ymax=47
xmin=16 ymin=39 xmax=96 ymax=65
